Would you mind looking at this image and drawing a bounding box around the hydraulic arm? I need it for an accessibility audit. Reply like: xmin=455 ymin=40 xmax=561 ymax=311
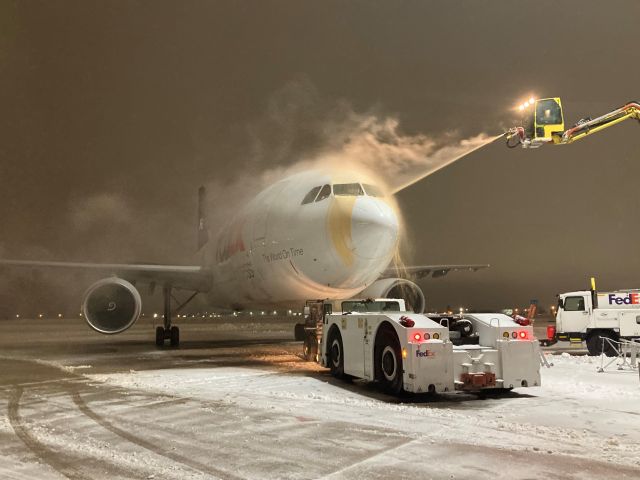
xmin=506 ymin=98 xmax=640 ymax=149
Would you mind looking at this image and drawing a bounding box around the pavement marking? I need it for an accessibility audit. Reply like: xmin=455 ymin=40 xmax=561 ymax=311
xmin=316 ymin=437 xmax=419 ymax=479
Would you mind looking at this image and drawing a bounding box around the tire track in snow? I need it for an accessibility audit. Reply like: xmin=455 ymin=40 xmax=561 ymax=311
xmin=7 ymin=386 xmax=84 ymax=480
xmin=70 ymin=388 xmax=242 ymax=480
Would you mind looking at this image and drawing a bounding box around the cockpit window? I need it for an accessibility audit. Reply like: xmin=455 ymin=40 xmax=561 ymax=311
xmin=315 ymin=184 xmax=332 ymax=202
xmin=301 ymin=186 xmax=321 ymax=205
xmin=333 ymin=183 xmax=364 ymax=196
xmin=363 ymin=184 xmax=384 ymax=197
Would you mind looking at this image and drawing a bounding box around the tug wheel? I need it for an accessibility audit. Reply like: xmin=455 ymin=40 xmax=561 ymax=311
xmin=375 ymin=329 xmax=403 ymax=395
xmin=327 ymin=329 xmax=345 ymax=379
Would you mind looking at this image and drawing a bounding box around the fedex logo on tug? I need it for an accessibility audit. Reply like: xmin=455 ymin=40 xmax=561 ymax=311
xmin=608 ymin=293 xmax=640 ymax=305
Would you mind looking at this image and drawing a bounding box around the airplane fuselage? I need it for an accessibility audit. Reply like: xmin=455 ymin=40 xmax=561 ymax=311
xmin=202 ymin=170 xmax=400 ymax=309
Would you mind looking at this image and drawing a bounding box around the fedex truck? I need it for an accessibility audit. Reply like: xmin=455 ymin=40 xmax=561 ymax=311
xmin=555 ymin=287 xmax=640 ymax=356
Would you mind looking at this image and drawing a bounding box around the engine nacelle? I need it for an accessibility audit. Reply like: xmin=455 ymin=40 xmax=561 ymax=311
xmin=357 ymin=278 xmax=426 ymax=313
xmin=82 ymin=277 xmax=142 ymax=334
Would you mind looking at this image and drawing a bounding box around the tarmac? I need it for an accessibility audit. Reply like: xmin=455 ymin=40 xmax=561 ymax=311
xmin=0 ymin=316 xmax=637 ymax=480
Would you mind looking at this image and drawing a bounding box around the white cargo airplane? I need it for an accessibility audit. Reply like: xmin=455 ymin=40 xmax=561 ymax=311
xmin=0 ymin=169 xmax=486 ymax=346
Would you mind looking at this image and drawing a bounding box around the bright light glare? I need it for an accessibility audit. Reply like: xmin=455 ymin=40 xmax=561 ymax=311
xmin=518 ymin=105 xmax=524 ymax=111
xmin=529 ymin=97 xmax=535 ymax=103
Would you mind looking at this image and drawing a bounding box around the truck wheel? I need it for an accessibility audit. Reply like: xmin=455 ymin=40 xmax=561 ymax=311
xmin=327 ymin=329 xmax=345 ymax=379
xmin=586 ymin=331 xmax=618 ymax=357
xmin=376 ymin=330 xmax=403 ymax=395
xmin=303 ymin=334 xmax=318 ymax=361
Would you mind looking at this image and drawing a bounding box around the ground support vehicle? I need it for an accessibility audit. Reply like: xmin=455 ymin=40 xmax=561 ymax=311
xmin=303 ymin=299 xmax=541 ymax=395
xmin=505 ymin=97 xmax=639 ymax=149
xmin=553 ymin=285 xmax=640 ymax=356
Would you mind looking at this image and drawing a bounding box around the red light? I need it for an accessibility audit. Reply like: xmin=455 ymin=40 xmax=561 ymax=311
xmin=413 ymin=333 xmax=422 ymax=342
xmin=518 ymin=330 xmax=528 ymax=339
xmin=400 ymin=316 xmax=415 ymax=327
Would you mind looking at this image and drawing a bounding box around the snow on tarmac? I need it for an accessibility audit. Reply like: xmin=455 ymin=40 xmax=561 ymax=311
xmin=88 ymin=353 xmax=640 ymax=471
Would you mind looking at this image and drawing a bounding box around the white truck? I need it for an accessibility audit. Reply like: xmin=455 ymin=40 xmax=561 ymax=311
xmin=299 ymin=298 xmax=541 ymax=395
xmin=554 ymin=288 xmax=640 ymax=356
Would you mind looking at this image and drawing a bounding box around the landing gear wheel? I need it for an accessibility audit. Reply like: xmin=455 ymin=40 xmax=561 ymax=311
xmin=170 ymin=326 xmax=180 ymax=347
xmin=303 ymin=334 xmax=318 ymax=361
xmin=327 ymin=330 xmax=345 ymax=379
xmin=155 ymin=326 xmax=165 ymax=347
xmin=586 ymin=331 xmax=617 ymax=357
xmin=376 ymin=330 xmax=403 ymax=395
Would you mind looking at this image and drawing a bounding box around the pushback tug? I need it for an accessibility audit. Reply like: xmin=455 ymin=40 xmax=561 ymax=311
xmin=296 ymin=299 xmax=541 ymax=396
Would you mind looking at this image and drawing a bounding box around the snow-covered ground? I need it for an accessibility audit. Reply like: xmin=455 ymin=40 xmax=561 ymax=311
xmin=83 ymin=352 xmax=640 ymax=477
xmin=1 ymin=317 xmax=638 ymax=479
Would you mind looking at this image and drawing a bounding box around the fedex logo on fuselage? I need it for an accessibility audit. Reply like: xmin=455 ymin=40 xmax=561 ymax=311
xmin=607 ymin=293 xmax=640 ymax=305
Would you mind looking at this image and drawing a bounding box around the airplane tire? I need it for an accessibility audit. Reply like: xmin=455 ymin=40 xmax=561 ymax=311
xmin=170 ymin=326 xmax=180 ymax=347
xmin=327 ymin=329 xmax=345 ymax=379
xmin=376 ymin=329 xmax=403 ymax=395
xmin=155 ymin=326 xmax=165 ymax=347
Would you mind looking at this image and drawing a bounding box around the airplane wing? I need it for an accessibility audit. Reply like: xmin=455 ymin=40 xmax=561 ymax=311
xmin=381 ymin=264 xmax=489 ymax=280
xmin=0 ymin=259 xmax=212 ymax=292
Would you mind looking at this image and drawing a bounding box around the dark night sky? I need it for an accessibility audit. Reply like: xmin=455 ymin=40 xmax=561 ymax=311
xmin=1 ymin=0 xmax=640 ymax=314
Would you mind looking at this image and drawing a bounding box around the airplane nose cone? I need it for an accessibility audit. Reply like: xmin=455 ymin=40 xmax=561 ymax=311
xmin=351 ymin=198 xmax=399 ymax=260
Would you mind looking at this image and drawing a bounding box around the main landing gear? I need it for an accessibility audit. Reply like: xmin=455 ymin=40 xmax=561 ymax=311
xmin=155 ymin=286 xmax=198 ymax=347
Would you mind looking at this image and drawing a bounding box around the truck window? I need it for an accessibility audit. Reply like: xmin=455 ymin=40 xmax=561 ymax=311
xmin=564 ymin=296 xmax=585 ymax=311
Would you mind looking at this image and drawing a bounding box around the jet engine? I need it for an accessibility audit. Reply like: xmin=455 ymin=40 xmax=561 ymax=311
xmin=358 ymin=278 xmax=426 ymax=313
xmin=82 ymin=277 xmax=142 ymax=334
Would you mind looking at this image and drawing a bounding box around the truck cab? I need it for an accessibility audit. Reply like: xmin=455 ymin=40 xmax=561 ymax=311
xmin=556 ymin=290 xmax=593 ymax=340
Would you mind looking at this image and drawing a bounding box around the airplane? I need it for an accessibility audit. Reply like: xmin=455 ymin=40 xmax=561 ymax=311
xmin=0 ymin=169 xmax=487 ymax=346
